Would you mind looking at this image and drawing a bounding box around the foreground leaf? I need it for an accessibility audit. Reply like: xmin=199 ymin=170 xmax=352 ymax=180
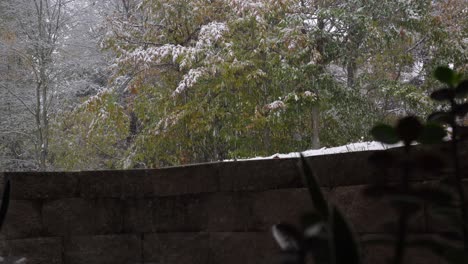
xmin=331 ymin=205 xmax=361 ymax=264
xmin=371 ymin=124 xmax=399 ymax=144
xmin=455 ymin=80 xmax=468 ymax=98
xmin=298 ymin=155 xmax=329 ymax=218
xmin=430 ymin=88 xmax=455 ymax=102
xmin=396 ymin=116 xmax=423 ymax=144
xmin=272 ymin=223 xmax=303 ymax=251
xmin=0 ymin=179 xmax=11 ymax=232
xmin=428 ymin=111 xmax=452 ymax=125
xmin=301 ymin=212 xmax=323 ymax=229
xmin=434 ymin=66 xmax=456 ymax=86
xmin=418 ymin=123 xmax=446 ymax=144
xmin=454 ymin=103 xmax=468 ymax=117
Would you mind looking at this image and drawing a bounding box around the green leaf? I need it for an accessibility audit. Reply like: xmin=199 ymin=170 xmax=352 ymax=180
xmin=331 ymin=206 xmax=361 ymax=264
xmin=298 ymin=155 xmax=329 ymax=218
xmin=455 ymin=80 xmax=468 ymax=98
xmin=427 ymin=111 xmax=452 ymax=125
xmin=430 ymin=88 xmax=455 ymax=102
xmin=418 ymin=123 xmax=446 ymax=144
xmin=396 ymin=116 xmax=423 ymax=144
xmin=454 ymin=73 xmax=464 ymax=86
xmin=0 ymin=179 xmax=11 ymax=232
xmin=370 ymin=124 xmax=399 ymax=144
xmin=434 ymin=66 xmax=456 ymax=86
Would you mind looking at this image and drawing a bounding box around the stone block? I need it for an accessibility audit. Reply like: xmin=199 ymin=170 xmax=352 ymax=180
xmin=330 ymin=185 xmax=426 ymax=234
xmin=64 ymin=234 xmax=141 ymax=264
xmin=149 ymin=163 xmax=219 ymax=196
xmin=425 ymin=206 xmax=461 ymax=235
xmin=120 ymin=170 xmax=154 ymax=198
xmin=305 ymin=151 xmax=375 ymax=187
xmin=186 ymin=192 xmax=253 ymax=231
xmin=143 ymin=232 xmax=210 ymax=264
xmin=252 ymin=188 xmax=325 ymax=230
xmin=424 ymin=181 xmax=460 ymax=234
xmin=6 ymin=172 xmax=78 ymax=199
xmin=43 ymin=198 xmax=123 ymax=236
xmin=152 ymin=196 xmax=189 ymax=231
xmin=123 ymin=199 xmax=154 ymax=233
xmin=143 ymin=232 xmax=279 ymax=264
xmin=2 ymin=200 xmax=43 ymax=239
xmin=0 ymin=237 xmax=62 ymax=264
xmin=209 ymin=232 xmax=280 ymax=264
xmin=123 ymin=197 xmax=190 ymax=233
xmin=79 ymin=170 xmax=152 ymax=198
xmin=361 ymin=234 xmax=444 ymax=264
xmin=219 ymin=159 xmax=302 ymax=192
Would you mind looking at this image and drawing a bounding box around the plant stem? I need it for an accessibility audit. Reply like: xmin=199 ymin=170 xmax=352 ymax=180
xmin=394 ymin=211 xmax=408 ymax=264
xmin=450 ymin=99 xmax=468 ymax=249
xmin=393 ymin=144 xmax=411 ymax=264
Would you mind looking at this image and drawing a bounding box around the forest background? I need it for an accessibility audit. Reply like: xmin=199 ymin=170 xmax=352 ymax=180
xmin=0 ymin=0 xmax=466 ymax=171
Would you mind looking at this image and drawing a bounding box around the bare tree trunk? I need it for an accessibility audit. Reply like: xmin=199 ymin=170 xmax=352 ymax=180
xmin=311 ymin=105 xmax=320 ymax=149
xmin=346 ymin=23 xmax=362 ymax=90
xmin=34 ymin=0 xmax=61 ymax=170
xmin=347 ymin=59 xmax=356 ymax=89
xmin=40 ymin=64 xmax=48 ymax=170
xmin=309 ymin=16 xmax=324 ymax=150
xmin=35 ymin=81 xmax=43 ymax=167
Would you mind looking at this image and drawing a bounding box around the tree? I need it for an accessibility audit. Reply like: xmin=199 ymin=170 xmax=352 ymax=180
xmin=0 ymin=0 xmax=113 ymax=170
xmin=90 ymin=0 xmax=374 ymax=166
xmin=0 ymin=4 xmax=37 ymax=170
xmin=48 ymin=0 xmax=467 ymax=169
xmin=0 ymin=0 xmax=69 ymax=170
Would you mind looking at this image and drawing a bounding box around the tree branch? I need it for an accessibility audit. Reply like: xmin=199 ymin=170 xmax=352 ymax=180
xmin=0 ymin=84 xmax=36 ymax=117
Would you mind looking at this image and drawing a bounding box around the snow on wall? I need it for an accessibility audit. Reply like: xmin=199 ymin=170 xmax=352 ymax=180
xmin=229 ymin=141 xmax=403 ymax=161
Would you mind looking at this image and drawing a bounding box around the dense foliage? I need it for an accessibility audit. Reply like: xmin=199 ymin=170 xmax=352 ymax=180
xmin=1 ymin=0 xmax=467 ymax=170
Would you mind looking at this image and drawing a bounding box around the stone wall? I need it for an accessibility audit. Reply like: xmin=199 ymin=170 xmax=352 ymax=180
xmin=0 ymin=143 xmax=466 ymax=264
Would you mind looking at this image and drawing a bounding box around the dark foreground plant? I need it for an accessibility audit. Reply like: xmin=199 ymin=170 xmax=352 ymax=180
xmin=0 ymin=176 xmax=11 ymax=232
xmin=272 ymin=155 xmax=361 ymax=264
xmin=272 ymin=66 xmax=468 ymax=264
xmin=428 ymin=67 xmax=468 ymax=249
